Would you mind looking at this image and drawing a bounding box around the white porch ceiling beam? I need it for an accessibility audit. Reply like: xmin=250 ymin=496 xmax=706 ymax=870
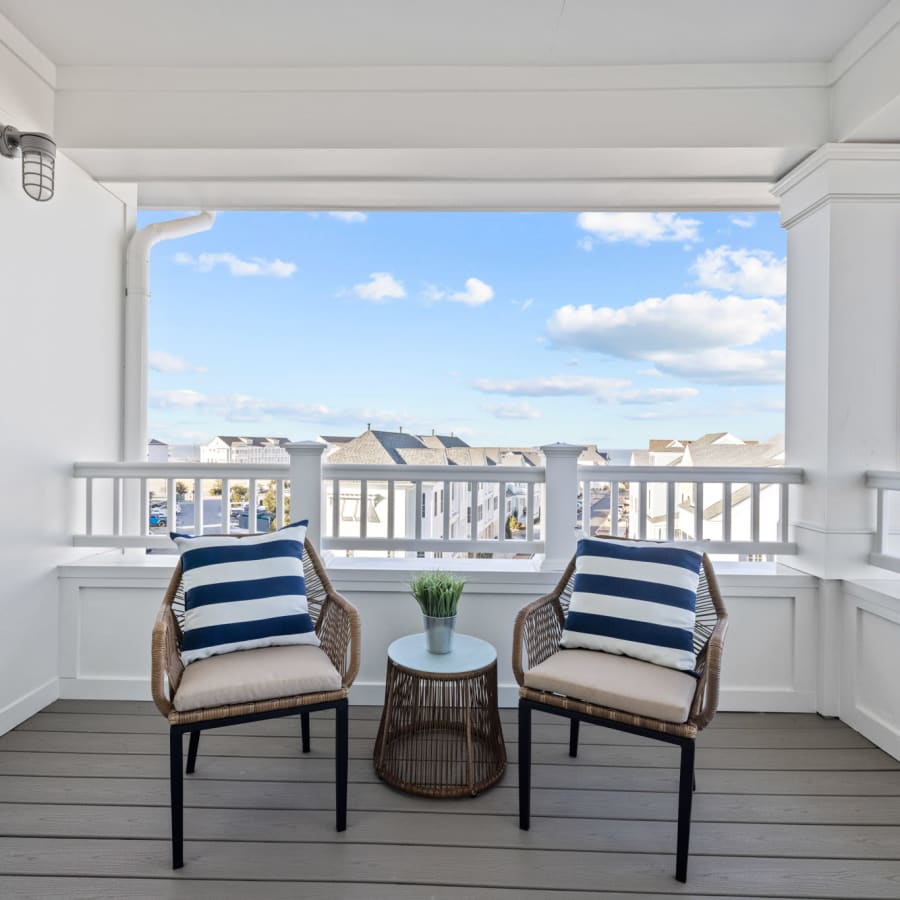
xmin=830 ymin=0 xmax=900 ymax=141
xmin=52 ymin=65 xmax=828 ymax=210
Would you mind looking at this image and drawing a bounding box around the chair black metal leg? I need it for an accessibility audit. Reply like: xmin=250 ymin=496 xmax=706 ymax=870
xmin=568 ymin=718 xmax=580 ymax=758
xmin=186 ymin=731 xmax=200 ymax=774
xmin=518 ymin=699 xmax=532 ymax=830
xmin=335 ymin=700 xmax=348 ymax=832
xmin=169 ymin=728 xmax=184 ymax=869
xmin=301 ymin=711 xmax=311 ymax=754
xmin=675 ymin=740 xmax=696 ymax=883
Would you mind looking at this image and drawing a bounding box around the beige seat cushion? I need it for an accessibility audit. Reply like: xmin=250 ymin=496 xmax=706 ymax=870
xmin=174 ymin=644 xmax=342 ymax=712
xmin=523 ymin=648 xmax=697 ymax=724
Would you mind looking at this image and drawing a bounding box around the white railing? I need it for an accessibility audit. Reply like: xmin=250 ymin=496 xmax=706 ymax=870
xmin=320 ymin=463 xmax=544 ymax=556
xmin=73 ymin=448 xmax=803 ymax=563
xmin=867 ymin=470 xmax=900 ymax=573
xmin=579 ymin=464 xmax=803 ymax=555
xmin=73 ymin=461 xmax=290 ymax=549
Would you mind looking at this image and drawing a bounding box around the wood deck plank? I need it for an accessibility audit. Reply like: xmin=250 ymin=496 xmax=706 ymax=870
xmin=1 ymin=700 xmax=898 ymax=899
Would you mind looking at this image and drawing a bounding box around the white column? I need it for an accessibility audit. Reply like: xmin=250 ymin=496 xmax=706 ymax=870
xmin=774 ymin=144 xmax=900 ymax=715
xmin=286 ymin=441 xmax=326 ymax=549
xmin=774 ymin=145 xmax=900 ymax=579
xmin=539 ymin=443 xmax=583 ymax=571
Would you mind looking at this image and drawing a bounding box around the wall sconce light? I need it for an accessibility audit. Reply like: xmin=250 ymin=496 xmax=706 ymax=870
xmin=1 ymin=122 xmax=56 ymax=201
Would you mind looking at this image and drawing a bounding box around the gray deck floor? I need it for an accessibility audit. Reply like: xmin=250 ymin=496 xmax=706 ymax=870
xmin=1 ymin=701 xmax=899 ymax=899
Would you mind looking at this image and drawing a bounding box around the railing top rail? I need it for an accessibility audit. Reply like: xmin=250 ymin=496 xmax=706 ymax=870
xmin=866 ymin=470 xmax=900 ymax=489
xmin=321 ymin=463 xmax=545 ymax=482
xmin=579 ymin=464 xmax=804 ymax=484
xmin=74 ymin=461 xmax=290 ymax=478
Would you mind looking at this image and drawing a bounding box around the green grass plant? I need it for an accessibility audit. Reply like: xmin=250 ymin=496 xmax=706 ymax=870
xmin=411 ymin=571 xmax=465 ymax=618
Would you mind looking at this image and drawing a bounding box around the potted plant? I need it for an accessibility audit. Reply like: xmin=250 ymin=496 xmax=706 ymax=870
xmin=411 ymin=571 xmax=465 ymax=654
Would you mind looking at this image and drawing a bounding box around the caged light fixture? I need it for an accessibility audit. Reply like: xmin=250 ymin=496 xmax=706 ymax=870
xmin=1 ymin=121 xmax=56 ymax=201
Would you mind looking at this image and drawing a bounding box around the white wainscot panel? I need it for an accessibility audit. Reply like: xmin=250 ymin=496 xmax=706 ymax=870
xmin=59 ymin=571 xmax=171 ymax=700
xmin=842 ymin=582 xmax=900 ymax=761
xmin=717 ymin=583 xmax=818 ymax=712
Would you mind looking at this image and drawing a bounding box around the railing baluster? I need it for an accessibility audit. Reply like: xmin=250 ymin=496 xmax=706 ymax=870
xmin=442 ymin=479 xmax=450 ymax=540
xmin=470 ymin=481 xmax=478 ymax=541
xmin=247 ymin=478 xmax=257 ymax=533
xmin=112 ymin=477 xmax=121 ymax=536
xmin=277 ymin=479 xmax=285 ymax=527
xmin=415 ymin=480 xmax=423 ymax=542
xmin=580 ymin=479 xmax=589 ymax=533
xmin=167 ymin=477 xmax=177 ymax=532
xmin=222 ymin=478 xmax=231 ymax=534
xmin=666 ymin=481 xmax=676 ymax=542
xmin=387 ymin=480 xmax=395 ymax=539
xmin=876 ymin=487 xmax=888 ymax=556
xmin=332 ymin=479 xmax=340 ymax=537
xmin=194 ymin=478 xmax=204 ymax=536
xmin=497 ymin=481 xmax=506 ymax=543
xmin=360 ymin=479 xmax=368 ymax=540
xmin=780 ymin=481 xmax=790 ymax=545
xmin=140 ymin=477 xmax=148 ymax=536
xmin=722 ymin=482 xmax=733 ymax=543
xmin=638 ymin=482 xmax=648 ymax=540
xmin=751 ymin=483 xmax=761 ymax=544
xmin=526 ymin=482 xmax=535 ymax=542
xmin=85 ymin=476 xmax=94 ymax=536
xmin=609 ymin=479 xmax=619 ymax=537
xmin=694 ymin=482 xmax=704 ymax=542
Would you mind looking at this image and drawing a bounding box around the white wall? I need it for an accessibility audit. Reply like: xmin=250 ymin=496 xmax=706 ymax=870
xmin=0 ymin=47 xmax=127 ymax=732
xmin=57 ymin=557 xmax=819 ymax=713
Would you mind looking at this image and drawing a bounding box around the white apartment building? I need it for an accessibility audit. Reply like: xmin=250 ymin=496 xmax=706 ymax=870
xmin=200 ymin=436 xmax=292 ymax=465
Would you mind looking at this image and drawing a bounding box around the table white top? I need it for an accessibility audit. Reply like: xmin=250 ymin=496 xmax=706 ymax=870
xmin=387 ymin=633 xmax=497 ymax=674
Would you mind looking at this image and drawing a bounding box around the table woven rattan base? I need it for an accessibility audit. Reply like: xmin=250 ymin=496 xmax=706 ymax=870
xmin=373 ymin=633 xmax=507 ymax=798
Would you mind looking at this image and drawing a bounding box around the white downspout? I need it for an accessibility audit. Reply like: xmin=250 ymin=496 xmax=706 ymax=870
xmin=123 ymin=211 xmax=216 ymax=462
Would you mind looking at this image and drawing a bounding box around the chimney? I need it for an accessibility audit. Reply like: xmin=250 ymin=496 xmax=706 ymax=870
xmin=367 ymin=422 xmax=371 ymax=431
xmin=399 ymin=425 xmax=403 ymax=433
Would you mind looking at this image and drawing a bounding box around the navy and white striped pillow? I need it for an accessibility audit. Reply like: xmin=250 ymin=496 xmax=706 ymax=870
xmin=560 ymin=538 xmax=702 ymax=672
xmin=172 ymin=520 xmax=319 ymax=665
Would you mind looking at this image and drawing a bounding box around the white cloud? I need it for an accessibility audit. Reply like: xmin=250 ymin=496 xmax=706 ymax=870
xmin=577 ymin=236 xmax=595 ymax=252
xmin=173 ymin=252 xmax=296 ymax=278
xmin=353 ymin=272 xmax=407 ymax=301
xmin=693 ymin=246 xmax=786 ymax=297
xmin=149 ymin=390 xmax=336 ymax=421
xmin=328 ymin=211 xmax=367 ymax=223
xmin=615 ymin=387 xmax=699 ymax=404
xmin=449 ymin=277 xmax=495 ymax=307
xmin=650 ymin=348 xmax=785 ymax=384
xmin=474 ymin=375 xmax=630 ymax=397
xmin=576 ymin=212 xmax=701 ymax=246
xmin=546 ymin=292 xmax=785 ymax=356
xmin=149 ymin=351 xmax=207 ymax=374
xmin=730 ymin=215 xmax=755 ymax=228
xmin=482 ymin=402 xmax=542 ymax=420
xmin=511 ymin=298 xmax=534 ymax=311
xmin=473 ymin=375 xmax=697 ymax=406
xmin=149 ymin=389 xmax=207 ymax=408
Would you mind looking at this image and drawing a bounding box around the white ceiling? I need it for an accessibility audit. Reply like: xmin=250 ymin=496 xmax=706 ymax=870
xmin=0 ymin=0 xmax=890 ymax=68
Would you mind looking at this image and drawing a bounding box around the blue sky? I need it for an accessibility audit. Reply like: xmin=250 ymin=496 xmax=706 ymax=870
xmin=142 ymin=210 xmax=786 ymax=449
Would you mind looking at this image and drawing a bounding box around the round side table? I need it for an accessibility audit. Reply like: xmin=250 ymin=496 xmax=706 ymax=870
xmin=373 ymin=633 xmax=507 ymax=798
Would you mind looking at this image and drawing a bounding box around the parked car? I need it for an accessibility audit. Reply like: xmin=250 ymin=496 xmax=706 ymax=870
xmin=149 ymin=511 xmax=168 ymax=527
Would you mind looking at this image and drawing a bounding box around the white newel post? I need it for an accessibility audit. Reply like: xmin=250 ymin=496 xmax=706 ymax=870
xmin=286 ymin=441 xmax=327 ymax=550
xmin=773 ymin=144 xmax=900 ymax=716
xmin=540 ymin=443 xmax=582 ymax=571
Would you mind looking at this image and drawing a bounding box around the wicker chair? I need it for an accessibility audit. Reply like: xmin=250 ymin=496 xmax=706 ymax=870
xmin=151 ymin=538 xmax=361 ymax=869
xmin=512 ymin=543 xmax=727 ymax=882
